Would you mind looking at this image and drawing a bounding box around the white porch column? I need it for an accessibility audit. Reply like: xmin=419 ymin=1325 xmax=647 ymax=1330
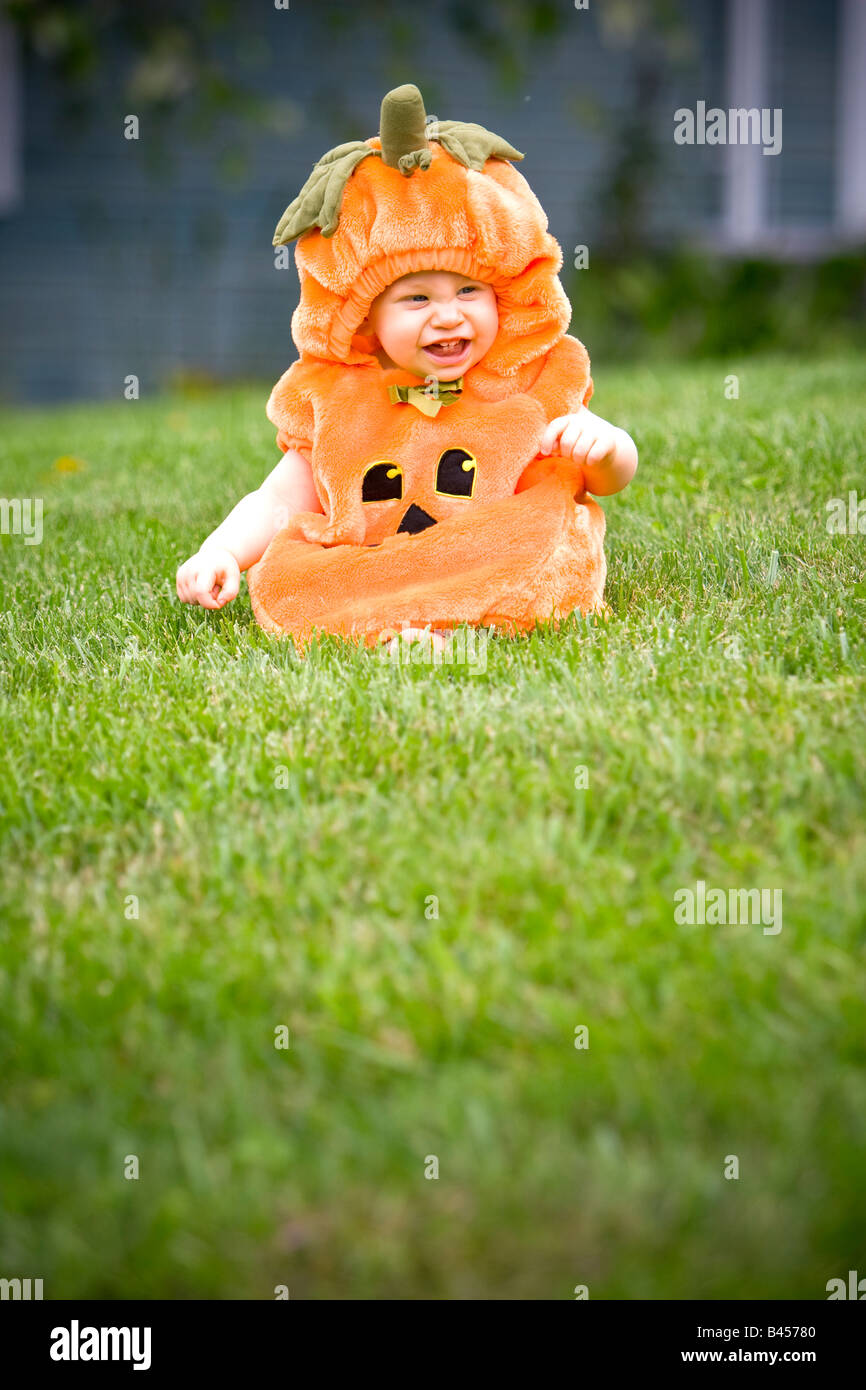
xmin=723 ymin=0 xmax=770 ymax=248
xmin=837 ymin=0 xmax=866 ymax=236
xmin=0 ymin=19 xmax=21 ymax=215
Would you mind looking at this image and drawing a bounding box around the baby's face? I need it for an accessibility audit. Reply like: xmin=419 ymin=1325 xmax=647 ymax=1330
xmin=359 ymin=271 xmax=498 ymax=379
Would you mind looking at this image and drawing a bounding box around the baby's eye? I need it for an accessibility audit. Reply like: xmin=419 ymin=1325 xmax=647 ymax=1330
xmin=406 ymin=294 xmax=428 ymax=303
xmin=458 ymin=286 xmax=479 ymax=295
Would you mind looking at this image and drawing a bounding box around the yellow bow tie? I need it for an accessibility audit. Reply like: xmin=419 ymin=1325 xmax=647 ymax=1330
xmin=387 ymin=376 xmax=464 ymax=418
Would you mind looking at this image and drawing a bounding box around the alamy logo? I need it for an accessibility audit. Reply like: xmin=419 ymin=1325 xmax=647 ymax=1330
xmin=674 ymin=880 xmax=783 ymax=935
xmin=0 ymin=497 xmax=43 ymax=545
xmin=674 ymin=102 xmax=782 ymax=156
xmin=826 ymin=491 xmax=866 ymax=534
xmin=0 ymin=1277 xmax=43 ymax=1299
xmin=378 ymin=624 xmax=489 ymax=672
xmin=826 ymin=1270 xmax=866 ymax=1299
xmin=50 ymin=1320 xmax=152 ymax=1371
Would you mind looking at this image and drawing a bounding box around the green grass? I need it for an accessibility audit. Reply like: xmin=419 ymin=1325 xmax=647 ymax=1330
xmin=1 ymin=354 xmax=864 ymax=1300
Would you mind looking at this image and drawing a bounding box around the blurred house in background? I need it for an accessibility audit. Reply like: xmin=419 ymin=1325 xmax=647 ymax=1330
xmin=0 ymin=0 xmax=864 ymax=402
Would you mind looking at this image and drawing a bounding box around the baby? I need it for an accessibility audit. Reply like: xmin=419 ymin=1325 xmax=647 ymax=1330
xmin=178 ymin=83 xmax=637 ymax=646
xmin=176 ymin=269 xmax=637 ymax=626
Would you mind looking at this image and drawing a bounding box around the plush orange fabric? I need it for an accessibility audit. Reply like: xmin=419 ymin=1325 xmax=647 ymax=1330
xmin=247 ymin=106 xmax=608 ymax=645
xmin=250 ymin=462 xmax=606 ymax=647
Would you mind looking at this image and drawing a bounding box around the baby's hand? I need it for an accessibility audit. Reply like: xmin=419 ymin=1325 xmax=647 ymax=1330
xmin=539 ymin=406 xmax=638 ymax=497
xmin=176 ymin=545 xmax=240 ymax=610
xmin=540 ymin=407 xmax=618 ymax=471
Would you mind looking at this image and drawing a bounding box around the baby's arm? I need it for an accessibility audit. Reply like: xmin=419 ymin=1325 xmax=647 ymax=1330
xmin=176 ymin=449 xmax=323 ymax=609
xmin=540 ymin=406 xmax=637 ymax=497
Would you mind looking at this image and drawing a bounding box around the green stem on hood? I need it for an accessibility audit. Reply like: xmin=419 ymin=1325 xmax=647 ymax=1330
xmin=379 ymin=84 xmax=431 ymax=174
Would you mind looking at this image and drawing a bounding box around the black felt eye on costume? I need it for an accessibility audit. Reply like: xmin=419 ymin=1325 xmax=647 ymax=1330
xmin=435 ymin=448 xmax=476 ymax=499
xmin=362 ymin=460 xmax=403 ymax=502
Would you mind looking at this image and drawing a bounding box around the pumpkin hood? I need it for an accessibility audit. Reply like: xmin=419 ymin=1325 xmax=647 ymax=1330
xmin=273 ymin=84 xmax=572 ymax=378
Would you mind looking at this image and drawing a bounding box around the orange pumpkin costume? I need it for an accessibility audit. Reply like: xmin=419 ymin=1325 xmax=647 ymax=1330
xmin=247 ymin=85 xmax=607 ymax=646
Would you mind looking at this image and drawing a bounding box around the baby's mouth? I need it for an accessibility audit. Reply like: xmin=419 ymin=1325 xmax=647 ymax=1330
xmin=422 ymin=337 xmax=470 ymax=362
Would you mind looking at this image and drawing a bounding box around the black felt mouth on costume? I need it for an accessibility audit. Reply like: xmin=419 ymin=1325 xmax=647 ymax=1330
xmin=397 ymin=504 xmax=438 ymax=535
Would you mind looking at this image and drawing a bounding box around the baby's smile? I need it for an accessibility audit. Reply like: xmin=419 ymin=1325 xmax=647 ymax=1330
xmin=421 ymin=336 xmax=474 ymax=366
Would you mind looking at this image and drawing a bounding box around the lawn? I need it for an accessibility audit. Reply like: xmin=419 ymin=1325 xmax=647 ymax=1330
xmin=0 ymin=354 xmax=864 ymax=1299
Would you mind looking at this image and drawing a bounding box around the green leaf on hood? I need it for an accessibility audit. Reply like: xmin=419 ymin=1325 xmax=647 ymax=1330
xmin=430 ymin=120 xmax=524 ymax=171
xmin=272 ymin=141 xmax=381 ymax=245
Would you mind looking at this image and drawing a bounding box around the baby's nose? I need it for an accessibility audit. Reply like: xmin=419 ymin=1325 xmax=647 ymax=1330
xmin=431 ymin=302 xmax=464 ymax=326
